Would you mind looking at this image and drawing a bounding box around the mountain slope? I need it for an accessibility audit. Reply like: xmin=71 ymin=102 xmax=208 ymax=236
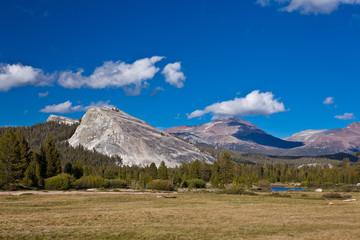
xmin=68 ymin=107 xmax=214 ymax=167
xmin=166 ymin=118 xmax=360 ymax=156
xmin=166 ymin=118 xmax=303 ymax=155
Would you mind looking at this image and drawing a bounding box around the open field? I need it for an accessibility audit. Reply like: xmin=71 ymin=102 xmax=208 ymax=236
xmin=0 ymin=191 xmax=360 ymax=239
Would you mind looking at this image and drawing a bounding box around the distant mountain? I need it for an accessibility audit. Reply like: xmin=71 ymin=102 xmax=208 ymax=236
xmin=68 ymin=107 xmax=214 ymax=167
xmin=165 ymin=118 xmax=303 ymax=155
xmin=166 ymin=118 xmax=360 ymax=156
xmin=47 ymin=115 xmax=79 ymax=125
xmin=286 ymin=122 xmax=360 ymax=155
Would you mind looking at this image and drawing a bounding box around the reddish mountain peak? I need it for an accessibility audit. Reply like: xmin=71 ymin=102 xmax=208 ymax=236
xmin=345 ymin=122 xmax=360 ymax=132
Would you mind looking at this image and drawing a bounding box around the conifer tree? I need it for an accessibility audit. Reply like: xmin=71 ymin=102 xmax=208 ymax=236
xmin=157 ymin=161 xmax=168 ymax=180
xmin=149 ymin=162 xmax=158 ymax=179
xmin=0 ymin=129 xmax=28 ymax=189
xmin=73 ymin=160 xmax=84 ymax=179
xmin=23 ymin=158 xmax=39 ymax=187
xmin=42 ymin=135 xmax=61 ymax=178
xmin=189 ymin=160 xmax=200 ymax=179
xmin=64 ymin=162 xmax=74 ymax=175
xmin=15 ymin=129 xmax=30 ymax=174
xmin=218 ymin=152 xmax=234 ymax=184
xmin=32 ymin=151 xmax=46 ymax=186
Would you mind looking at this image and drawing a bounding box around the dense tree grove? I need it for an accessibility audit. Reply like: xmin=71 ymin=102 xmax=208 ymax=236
xmin=1 ymin=123 xmax=360 ymax=190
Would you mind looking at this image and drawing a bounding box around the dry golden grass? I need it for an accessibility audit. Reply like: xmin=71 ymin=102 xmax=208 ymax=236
xmin=0 ymin=191 xmax=359 ymax=239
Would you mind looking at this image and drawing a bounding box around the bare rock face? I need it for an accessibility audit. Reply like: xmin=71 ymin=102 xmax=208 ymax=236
xmin=284 ymin=130 xmax=331 ymax=144
xmin=47 ymin=115 xmax=79 ymax=125
xmin=68 ymin=107 xmax=214 ymax=167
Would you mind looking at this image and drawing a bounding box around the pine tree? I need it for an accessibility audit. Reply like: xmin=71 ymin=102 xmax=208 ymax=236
xmin=15 ymin=129 xmax=30 ymax=175
xmin=42 ymin=135 xmax=61 ymax=178
xmin=64 ymin=162 xmax=74 ymax=175
xmin=32 ymin=151 xmax=46 ymax=186
xmin=189 ymin=160 xmax=200 ymax=179
xmin=0 ymin=129 xmax=28 ymax=189
xmin=149 ymin=162 xmax=158 ymax=179
xmin=218 ymin=153 xmax=234 ymax=184
xmin=23 ymin=158 xmax=39 ymax=187
xmin=73 ymin=160 xmax=84 ymax=179
xmin=157 ymin=161 xmax=168 ymax=180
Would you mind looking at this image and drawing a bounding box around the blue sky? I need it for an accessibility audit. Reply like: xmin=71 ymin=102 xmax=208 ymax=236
xmin=0 ymin=0 xmax=360 ymax=138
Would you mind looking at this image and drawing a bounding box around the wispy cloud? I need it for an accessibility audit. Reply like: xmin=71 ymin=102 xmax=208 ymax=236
xmin=162 ymin=62 xmax=186 ymax=88
xmin=256 ymin=0 xmax=271 ymax=7
xmin=334 ymin=113 xmax=355 ymax=120
xmin=188 ymin=90 xmax=286 ymax=119
xmin=58 ymin=56 xmax=164 ymax=96
xmin=38 ymin=91 xmax=49 ymax=98
xmin=0 ymin=63 xmax=55 ymax=91
xmin=323 ymin=97 xmax=334 ymax=105
xmin=150 ymin=87 xmax=164 ymax=96
xmin=40 ymin=100 xmax=111 ymax=114
xmin=257 ymin=0 xmax=360 ymax=14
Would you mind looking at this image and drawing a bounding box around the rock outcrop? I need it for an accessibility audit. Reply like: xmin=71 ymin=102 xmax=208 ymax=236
xmin=47 ymin=115 xmax=79 ymax=125
xmin=68 ymin=107 xmax=214 ymax=167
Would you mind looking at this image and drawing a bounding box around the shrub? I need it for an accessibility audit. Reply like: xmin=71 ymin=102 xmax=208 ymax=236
xmin=300 ymin=181 xmax=309 ymax=188
xmin=340 ymin=185 xmax=353 ymax=192
xmin=44 ymin=173 xmax=75 ymax=190
xmin=74 ymin=176 xmax=108 ymax=189
xmin=187 ymin=179 xmax=206 ymax=189
xmin=322 ymin=193 xmax=352 ymax=199
xmin=181 ymin=180 xmax=189 ymax=188
xmin=258 ymin=180 xmax=270 ymax=189
xmin=107 ymin=179 xmax=128 ymax=188
xmin=146 ymin=180 xmax=174 ymax=191
xmin=268 ymin=192 xmax=291 ymax=198
xmin=219 ymin=186 xmax=257 ymax=196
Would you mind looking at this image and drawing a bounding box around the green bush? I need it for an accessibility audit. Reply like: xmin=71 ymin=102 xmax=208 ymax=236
xmin=107 ymin=179 xmax=128 ymax=188
xmin=146 ymin=180 xmax=174 ymax=191
xmin=300 ymin=181 xmax=309 ymax=188
xmin=74 ymin=176 xmax=108 ymax=189
xmin=183 ymin=179 xmax=206 ymax=189
xmin=44 ymin=173 xmax=75 ymax=190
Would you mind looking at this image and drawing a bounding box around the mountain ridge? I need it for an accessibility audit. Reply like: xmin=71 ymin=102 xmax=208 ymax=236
xmin=166 ymin=118 xmax=360 ymax=156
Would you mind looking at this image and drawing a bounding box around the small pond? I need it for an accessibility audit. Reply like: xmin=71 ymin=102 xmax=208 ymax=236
xmin=270 ymin=186 xmax=305 ymax=192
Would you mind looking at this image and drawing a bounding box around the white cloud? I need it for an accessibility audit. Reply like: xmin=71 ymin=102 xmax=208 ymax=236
xmin=258 ymin=0 xmax=360 ymax=14
xmin=38 ymin=91 xmax=49 ymax=98
xmin=58 ymin=56 xmax=164 ymax=96
xmin=162 ymin=62 xmax=186 ymax=88
xmin=0 ymin=63 xmax=55 ymax=91
xmin=40 ymin=100 xmax=111 ymax=114
xmin=334 ymin=113 xmax=356 ymax=120
xmin=188 ymin=90 xmax=286 ymax=119
xmin=323 ymin=97 xmax=334 ymax=104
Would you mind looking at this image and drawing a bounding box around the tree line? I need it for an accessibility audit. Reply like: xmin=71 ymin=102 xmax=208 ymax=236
xmin=1 ymin=125 xmax=360 ymax=190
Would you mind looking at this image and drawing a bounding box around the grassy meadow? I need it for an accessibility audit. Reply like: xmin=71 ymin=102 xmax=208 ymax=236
xmin=0 ymin=192 xmax=360 ymax=239
xmin=0 ymin=191 xmax=359 ymax=239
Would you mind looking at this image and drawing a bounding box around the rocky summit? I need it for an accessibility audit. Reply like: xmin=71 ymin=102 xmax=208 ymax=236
xmin=68 ymin=106 xmax=214 ymax=167
xmin=47 ymin=115 xmax=79 ymax=125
